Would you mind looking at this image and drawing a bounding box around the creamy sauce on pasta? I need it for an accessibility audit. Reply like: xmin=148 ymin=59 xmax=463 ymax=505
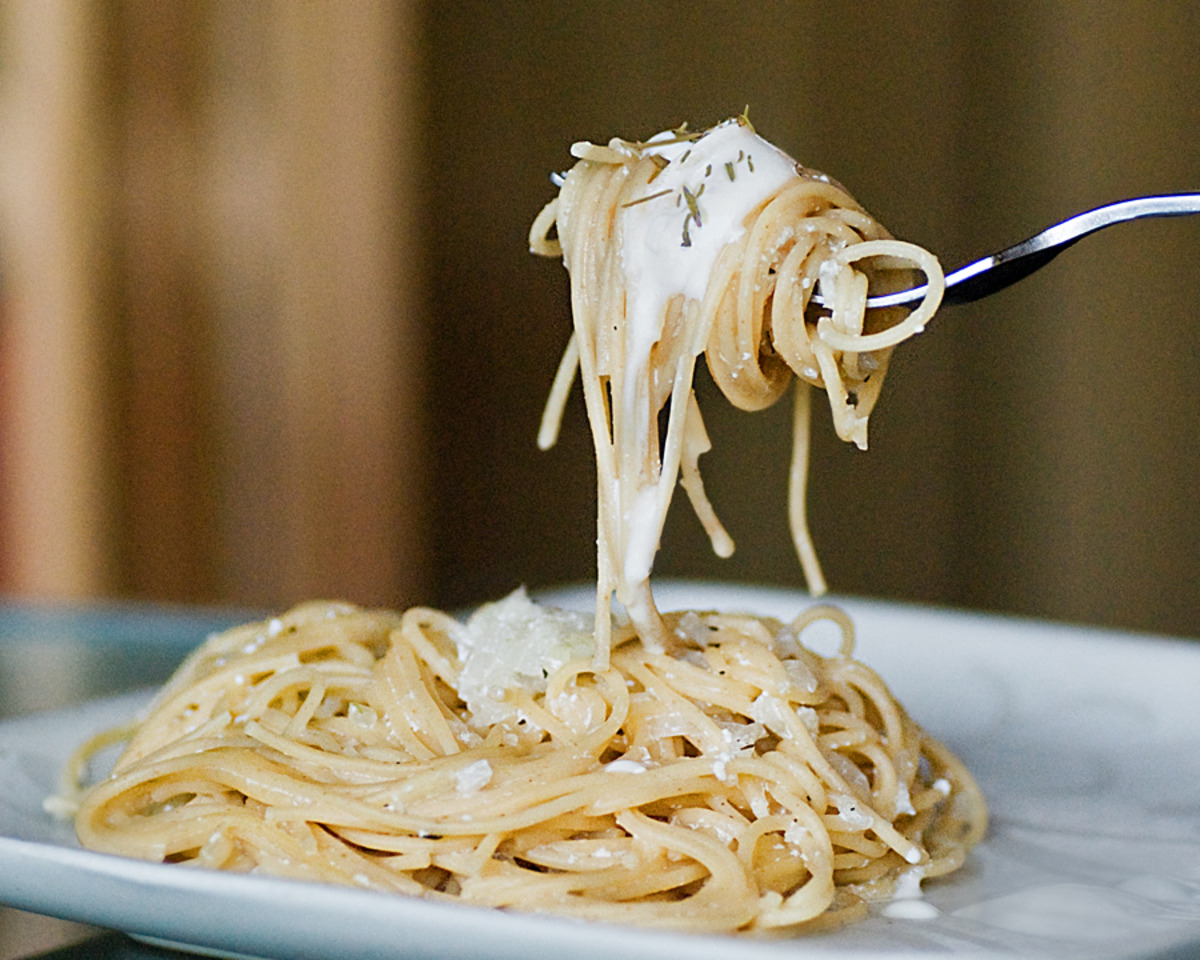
xmin=63 ymin=120 xmax=979 ymax=937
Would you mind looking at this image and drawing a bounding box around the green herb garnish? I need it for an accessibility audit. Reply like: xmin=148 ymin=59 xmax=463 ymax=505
xmin=621 ymin=188 xmax=672 ymax=209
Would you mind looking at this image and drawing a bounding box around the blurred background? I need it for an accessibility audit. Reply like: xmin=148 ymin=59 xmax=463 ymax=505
xmin=1 ymin=5 xmax=1200 ymax=953
xmin=3 ymin=0 xmax=1200 ymax=634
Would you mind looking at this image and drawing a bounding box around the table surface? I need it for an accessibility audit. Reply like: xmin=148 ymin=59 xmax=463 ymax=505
xmin=0 ymin=601 xmax=259 ymax=960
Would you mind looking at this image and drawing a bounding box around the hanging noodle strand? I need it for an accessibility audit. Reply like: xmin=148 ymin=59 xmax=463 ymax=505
xmin=531 ymin=118 xmax=944 ymax=653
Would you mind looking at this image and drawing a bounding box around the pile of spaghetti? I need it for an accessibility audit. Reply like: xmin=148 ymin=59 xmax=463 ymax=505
xmin=71 ymin=592 xmax=985 ymax=932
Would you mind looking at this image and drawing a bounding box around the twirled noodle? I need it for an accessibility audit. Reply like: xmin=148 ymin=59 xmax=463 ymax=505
xmin=531 ymin=118 xmax=944 ymax=651
xmin=69 ymin=597 xmax=986 ymax=933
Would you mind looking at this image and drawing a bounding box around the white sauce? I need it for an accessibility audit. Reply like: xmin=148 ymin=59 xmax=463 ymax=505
xmin=604 ymin=759 xmax=648 ymax=774
xmin=880 ymin=865 xmax=937 ymax=920
xmin=616 ymin=121 xmax=800 ymax=592
xmin=621 ymin=121 xmax=799 ymax=357
xmin=882 ymin=899 xmax=940 ymax=920
xmin=622 ymin=487 xmax=662 ymax=586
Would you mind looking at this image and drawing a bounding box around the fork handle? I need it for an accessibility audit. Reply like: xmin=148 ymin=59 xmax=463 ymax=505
xmin=858 ymin=193 xmax=1200 ymax=310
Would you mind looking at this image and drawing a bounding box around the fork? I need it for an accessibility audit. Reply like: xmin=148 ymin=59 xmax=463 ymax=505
xmin=813 ymin=193 xmax=1200 ymax=310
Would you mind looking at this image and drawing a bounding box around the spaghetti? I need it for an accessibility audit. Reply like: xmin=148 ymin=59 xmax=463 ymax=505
xmin=70 ymin=593 xmax=985 ymax=932
xmin=531 ymin=117 xmax=944 ymax=651
xmin=66 ymin=119 xmax=983 ymax=934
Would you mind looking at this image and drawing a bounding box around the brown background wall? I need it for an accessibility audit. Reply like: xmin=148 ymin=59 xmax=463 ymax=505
xmin=425 ymin=1 xmax=1200 ymax=638
xmin=2 ymin=1 xmax=1200 ymax=640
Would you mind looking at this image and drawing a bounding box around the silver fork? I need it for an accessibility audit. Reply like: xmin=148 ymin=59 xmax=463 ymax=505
xmin=813 ymin=193 xmax=1200 ymax=309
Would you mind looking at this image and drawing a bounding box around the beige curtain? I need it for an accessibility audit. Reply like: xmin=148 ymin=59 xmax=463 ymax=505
xmin=0 ymin=0 xmax=428 ymax=609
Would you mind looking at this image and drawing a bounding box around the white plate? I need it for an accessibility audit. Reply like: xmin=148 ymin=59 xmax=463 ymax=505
xmin=2 ymin=583 xmax=1199 ymax=960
